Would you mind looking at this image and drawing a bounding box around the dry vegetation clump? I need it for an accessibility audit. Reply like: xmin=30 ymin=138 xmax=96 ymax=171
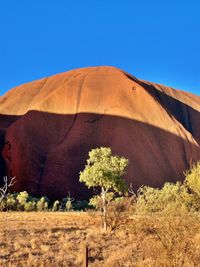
xmin=131 ymin=210 xmax=200 ymax=267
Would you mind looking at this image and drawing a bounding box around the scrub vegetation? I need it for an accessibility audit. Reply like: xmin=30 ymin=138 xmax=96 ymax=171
xmin=1 ymin=149 xmax=200 ymax=266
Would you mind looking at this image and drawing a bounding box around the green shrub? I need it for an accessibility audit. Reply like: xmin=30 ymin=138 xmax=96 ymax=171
xmin=65 ymin=198 xmax=73 ymax=211
xmin=36 ymin=197 xmax=49 ymax=211
xmin=52 ymin=200 xmax=60 ymax=211
xmin=24 ymin=201 xmax=36 ymax=211
xmin=184 ymin=161 xmax=200 ymax=198
xmin=16 ymin=191 xmax=29 ymax=211
xmin=6 ymin=193 xmax=17 ymax=210
xmin=136 ymin=182 xmax=194 ymax=214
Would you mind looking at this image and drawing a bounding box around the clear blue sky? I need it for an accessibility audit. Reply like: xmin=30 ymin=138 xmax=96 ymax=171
xmin=1 ymin=0 xmax=200 ymax=96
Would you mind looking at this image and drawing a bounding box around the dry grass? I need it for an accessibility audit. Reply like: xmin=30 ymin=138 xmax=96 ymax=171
xmin=0 ymin=212 xmax=136 ymax=267
xmin=0 ymin=211 xmax=200 ymax=266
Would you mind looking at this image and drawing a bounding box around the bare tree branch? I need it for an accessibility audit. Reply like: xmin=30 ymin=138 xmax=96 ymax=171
xmin=8 ymin=176 xmax=16 ymax=187
xmin=0 ymin=176 xmax=16 ymax=203
xmin=128 ymin=183 xmax=136 ymax=197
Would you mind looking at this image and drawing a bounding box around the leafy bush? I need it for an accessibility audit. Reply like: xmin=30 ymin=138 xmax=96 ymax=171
xmin=16 ymin=191 xmax=29 ymax=210
xmin=136 ymin=181 xmax=198 ymax=214
xmin=36 ymin=197 xmax=49 ymax=211
xmin=52 ymin=200 xmax=60 ymax=211
xmin=184 ymin=161 xmax=200 ymax=202
xmin=24 ymin=201 xmax=36 ymax=211
xmin=6 ymin=193 xmax=17 ymax=210
xmin=184 ymin=162 xmax=200 ymax=193
xmin=65 ymin=199 xmax=73 ymax=211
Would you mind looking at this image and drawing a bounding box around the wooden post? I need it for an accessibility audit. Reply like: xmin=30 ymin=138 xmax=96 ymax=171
xmin=83 ymin=245 xmax=89 ymax=267
xmin=101 ymin=187 xmax=107 ymax=230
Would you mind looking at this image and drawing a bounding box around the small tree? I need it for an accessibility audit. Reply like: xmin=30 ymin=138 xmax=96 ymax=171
xmin=52 ymin=200 xmax=60 ymax=212
xmin=79 ymin=147 xmax=129 ymax=229
xmin=0 ymin=176 xmax=16 ymax=204
xmin=65 ymin=192 xmax=74 ymax=212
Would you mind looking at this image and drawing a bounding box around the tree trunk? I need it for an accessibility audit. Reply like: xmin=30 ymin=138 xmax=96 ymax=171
xmin=101 ymin=187 xmax=107 ymax=230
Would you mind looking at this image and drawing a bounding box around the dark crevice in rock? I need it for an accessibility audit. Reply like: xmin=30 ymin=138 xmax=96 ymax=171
xmin=85 ymin=114 xmax=104 ymax=123
xmin=36 ymin=155 xmax=47 ymax=191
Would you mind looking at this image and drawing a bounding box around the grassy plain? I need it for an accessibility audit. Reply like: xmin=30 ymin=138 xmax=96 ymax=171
xmin=0 ymin=212 xmax=200 ymax=267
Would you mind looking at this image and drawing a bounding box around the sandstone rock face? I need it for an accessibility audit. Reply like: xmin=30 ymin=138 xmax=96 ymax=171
xmin=0 ymin=66 xmax=200 ymax=199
